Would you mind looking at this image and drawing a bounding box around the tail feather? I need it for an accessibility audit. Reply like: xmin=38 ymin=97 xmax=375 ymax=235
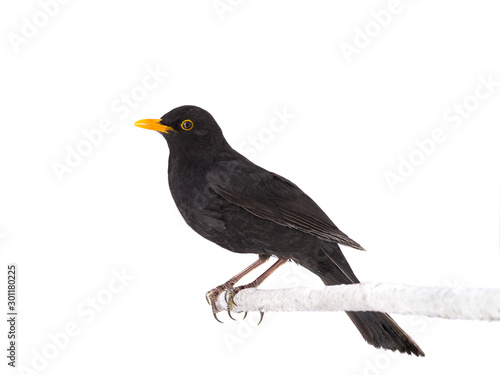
xmin=294 ymin=244 xmax=425 ymax=356
xmin=346 ymin=311 xmax=425 ymax=356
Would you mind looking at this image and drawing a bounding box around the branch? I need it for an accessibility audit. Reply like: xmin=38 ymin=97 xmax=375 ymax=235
xmin=215 ymin=282 xmax=500 ymax=321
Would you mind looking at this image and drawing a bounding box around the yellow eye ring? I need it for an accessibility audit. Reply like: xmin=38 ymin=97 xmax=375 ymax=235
xmin=181 ymin=119 xmax=193 ymax=131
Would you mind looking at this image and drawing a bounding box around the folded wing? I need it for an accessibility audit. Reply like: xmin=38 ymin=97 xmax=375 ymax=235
xmin=207 ymin=160 xmax=364 ymax=250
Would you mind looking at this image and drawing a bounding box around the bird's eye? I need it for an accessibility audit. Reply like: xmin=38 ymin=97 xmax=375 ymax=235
xmin=181 ymin=119 xmax=194 ymax=131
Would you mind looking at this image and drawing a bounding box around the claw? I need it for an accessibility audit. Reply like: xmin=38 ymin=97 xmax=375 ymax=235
xmin=257 ymin=311 xmax=264 ymax=326
xmin=226 ymin=287 xmax=250 ymax=321
xmin=206 ymin=289 xmax=219 ymax=305
xmin=226 ymin=288 xmax=237 ymax=320
xmin=206 ymin=282 xmax=245 ymax=324
xmin=210 ymin=298 xmax=224 ymax=324
xmin=213 ymin=311 xmax=224 ymax=324
xmin=227 ymin=309 xmax=236 ymax=321
xmin=206 ymin=287 xmax=227 ymax=323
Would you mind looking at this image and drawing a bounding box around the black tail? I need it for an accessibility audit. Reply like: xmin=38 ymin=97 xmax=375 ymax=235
xmin=294 ymin=244 xmax=425 ymax=356
xmin=345 ymin=311 xmax=424 ymax=356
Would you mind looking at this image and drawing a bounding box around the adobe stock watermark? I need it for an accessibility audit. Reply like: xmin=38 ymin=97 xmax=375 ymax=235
xmin=237 ymin=105 xmax=296 ymax=161
xmin=7 ymin=0 xmax=71 ymax=54
xmin=17 ymin=267 xmax=134 ymax=375
xmin=384 ymin=74 xmax=499 ymax=192
xmin=212 ymin=0 xmax=243 ymax=21
xmin=339 ymin=0 xmax=414 ymax=63
xmin=51 ymin=64 xmax=168 ymax=183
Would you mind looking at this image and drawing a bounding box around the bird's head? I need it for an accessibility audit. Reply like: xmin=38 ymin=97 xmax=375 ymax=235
xmin=135 ymin=105 xmax=229 ymax=155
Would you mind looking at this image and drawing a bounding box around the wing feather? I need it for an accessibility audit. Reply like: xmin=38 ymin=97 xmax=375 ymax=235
xmin=207 ymin=160 xmax=364 ymax=250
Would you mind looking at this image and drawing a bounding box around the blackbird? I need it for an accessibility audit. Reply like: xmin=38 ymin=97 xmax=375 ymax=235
xmin=135 ymin=105 xmax=424 ymax=356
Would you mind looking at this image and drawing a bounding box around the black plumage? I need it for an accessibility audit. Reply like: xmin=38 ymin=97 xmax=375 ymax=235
xmin=135 ymin=105 xmax=424 ymax=356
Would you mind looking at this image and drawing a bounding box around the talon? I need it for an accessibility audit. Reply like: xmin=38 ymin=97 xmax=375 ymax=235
xmin=257 ymin=311 xmax=264 ymax=326
xmin=206 ymin=287 xmax=227 ymax=323
xmin=206 ymin=283 xmax=239 ymax=323
xmin=227 ymin=309 xmax=236 ymax=321
xmin=226 ymin=287 xmax=245 ymax=321
xmin=226 ymin=288 xmax=236 ymax=320
xmin=213 ymin=311 xmax=224 ymax=323
xmin=242 ymin=311 xmax=248 ymax=320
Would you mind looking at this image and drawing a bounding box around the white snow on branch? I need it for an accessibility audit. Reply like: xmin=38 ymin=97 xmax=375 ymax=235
xmin=215 ymin=282 xmax=500 ymax=321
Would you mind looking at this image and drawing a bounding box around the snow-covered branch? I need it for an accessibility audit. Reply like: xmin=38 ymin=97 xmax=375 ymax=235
xmin=215 ymin=282 xmax=500 ymax=321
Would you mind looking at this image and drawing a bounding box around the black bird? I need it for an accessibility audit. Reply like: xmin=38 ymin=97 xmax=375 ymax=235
xmin=135 ymin=105 xmax=424 ymax=356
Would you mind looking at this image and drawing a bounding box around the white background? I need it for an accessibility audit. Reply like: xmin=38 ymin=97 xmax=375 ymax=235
xmin=1 ymin=1 xmax=500 ymax=374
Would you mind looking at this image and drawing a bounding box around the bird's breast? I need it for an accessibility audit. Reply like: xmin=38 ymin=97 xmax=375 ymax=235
xmin=168 ymin=157 xmax=228 ymax=234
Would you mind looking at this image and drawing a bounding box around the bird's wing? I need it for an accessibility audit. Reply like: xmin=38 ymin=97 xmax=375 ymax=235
xmin=206 ymin=160 xmax=364 ymax=250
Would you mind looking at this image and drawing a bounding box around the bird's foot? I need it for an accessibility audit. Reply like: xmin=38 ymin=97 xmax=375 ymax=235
xmin=226 ymin=286 xmax=264 ymax=325
xmin=203 ymin=256 xmax=272 ymax=323
xmin=205 ymin=283 xmax=235 ymax=323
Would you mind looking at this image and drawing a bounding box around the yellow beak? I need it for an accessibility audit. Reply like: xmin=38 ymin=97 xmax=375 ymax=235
xmin=134 ymin=119 xmax=175 ymax=133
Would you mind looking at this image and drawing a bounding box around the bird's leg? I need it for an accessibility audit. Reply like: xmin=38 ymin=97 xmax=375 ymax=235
xmin=227 ymin=258 xmax=288 ymax=325
xmin=205 ymin=254 xmax=270 ymax=323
